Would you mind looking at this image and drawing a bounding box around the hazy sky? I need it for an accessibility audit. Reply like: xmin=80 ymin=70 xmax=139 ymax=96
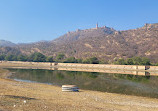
xmin=0 ymin=0 xmax=158 ymax=43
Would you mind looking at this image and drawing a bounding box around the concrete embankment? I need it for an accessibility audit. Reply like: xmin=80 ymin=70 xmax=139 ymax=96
xmin=1 ymin=61 xmax=158 ymax=76
xmin=57 ymin=63 xmax=146 ymax=70
xmin=0 ymin=61 xmax=52 ymax=69
xmin=57 ymin=63 xmax=158 ymax=75
xmin=1 ymin=61 xmax=146 ymax=70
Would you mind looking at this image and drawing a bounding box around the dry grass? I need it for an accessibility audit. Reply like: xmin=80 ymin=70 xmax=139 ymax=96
xmin=0 ymin=67 xmax=158 ymax=110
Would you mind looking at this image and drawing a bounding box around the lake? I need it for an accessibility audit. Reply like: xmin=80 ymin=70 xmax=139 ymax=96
xmin=7 ymin=68 xmax=158 ymax=98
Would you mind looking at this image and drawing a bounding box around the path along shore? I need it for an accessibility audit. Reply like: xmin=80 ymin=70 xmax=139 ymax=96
xmin=0 ymin=65 xmax=158 ymax=110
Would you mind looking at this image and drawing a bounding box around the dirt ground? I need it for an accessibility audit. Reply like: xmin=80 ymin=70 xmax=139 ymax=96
xmin=0 ymin=68 xmax=158 ymax=111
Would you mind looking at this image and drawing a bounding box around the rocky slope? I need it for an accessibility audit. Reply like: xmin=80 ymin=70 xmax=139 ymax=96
xmin=1 ymin=23 xmax=158 ymax=63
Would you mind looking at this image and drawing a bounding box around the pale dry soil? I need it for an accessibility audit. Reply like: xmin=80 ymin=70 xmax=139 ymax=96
xmin=0 ymin=68 xmax=158 ymax=111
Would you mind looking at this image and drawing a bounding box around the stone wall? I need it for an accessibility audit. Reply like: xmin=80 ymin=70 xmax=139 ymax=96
xmin=0 ymin=61 xmax=51 ymax=68
xmin=58 ymin=67 xmax=146 ymax=75
xmin=2 ymin=61 xmax=158 ymax=71
xmin=148 ymin=66 xmax=158 ymax=71
xmin=1 ymin=61 xmax=158 ymax=76
xmin=57 ymin=63 xmax=146 ymax=71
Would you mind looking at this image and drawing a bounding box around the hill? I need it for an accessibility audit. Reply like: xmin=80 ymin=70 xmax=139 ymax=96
xmin=1 ymin=23 xmax=158 ymax=63
xmin=0 ymin=40 xmax=16 ymax=47
xmin=0 ymin=46 xmax=21 ymax=55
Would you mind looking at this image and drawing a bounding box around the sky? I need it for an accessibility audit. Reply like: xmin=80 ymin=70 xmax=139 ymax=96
xmin=0 ymin=0 xmax=158 ymax=43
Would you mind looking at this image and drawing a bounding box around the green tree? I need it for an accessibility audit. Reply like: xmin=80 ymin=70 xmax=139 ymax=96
xmin=46 ymin=56 xmax=54 ymax=62
xmin=28 ymin=52 xmax=46 ymax=62
xmin=63 ymin=57 xmax=77 ymax=63
xmin=126 ymin=58 xmax=134 ymax=65
xmin=56 ymin=53 xmax=65 ymax=61
xmin=27 ymin=54 xmax=34 ymax=62
xmin=82 ymin=57 xmax=99 ymax=64
xmin=89 ymin=57 xmax=99 ymax=64
xmin=0 ymin=54 xmax=5 ymax=60
xmin=82 ymin=59 xmax=90 ymax=64
xmin=99 ymin=60 xmax=108 ymax=64
xmin=5 ymin=54 xmax=17 ymax=61
xmin=76 ymin=58 xmax=82 ymax=63
xmin=17 ymin=55 xmax=27 ymax=61
xmin=141 ymin=57 xmax=151 ymax=65
xmin=132 ymin=57 xmax=142 ymax=65
xmin=115 ymin=58 xmax=126 ymax=65
xmin=33 ymin=53 xmax=46 ymax=62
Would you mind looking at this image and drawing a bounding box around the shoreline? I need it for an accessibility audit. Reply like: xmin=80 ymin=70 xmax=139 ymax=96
xmin=1 ymin=61 xmax=158 ymax=76
xmin=2 ymin=61 xmax=158 ymax=71
xmin=1 ymin=67 xmax=158 ymax=110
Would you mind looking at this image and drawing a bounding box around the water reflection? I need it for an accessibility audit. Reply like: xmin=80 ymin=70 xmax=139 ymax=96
xmin=8 ymin=68 xmax=158 ymax=98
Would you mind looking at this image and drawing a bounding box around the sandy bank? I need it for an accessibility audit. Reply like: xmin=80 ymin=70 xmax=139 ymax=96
xmin=0 ymin=68 xmax=158 ymax=111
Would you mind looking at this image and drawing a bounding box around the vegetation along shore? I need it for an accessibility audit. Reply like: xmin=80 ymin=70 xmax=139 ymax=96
xmin=0 ymin=52 xmax=157 ymax=66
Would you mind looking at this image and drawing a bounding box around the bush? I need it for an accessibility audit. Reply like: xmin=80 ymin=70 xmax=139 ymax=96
xmin=56 ymin=53 xmax=65 ymax=61
xmin=63 ymin=57 xmax=77 ymax=63
xmin=28 ymin=52 xmax=46 ymax=62
xmin=17 ymin=55 xmax=27 ymax=61
xmin=126 ymin=58 xmax=134 ymax=65
xmin=0 ymin=54 xmax=5 ymax=60
xmin=46 ymin=56 xmax=54 ymax=62
xmin=5 ymin=54 xmax=17 ymax=61
xmin=114 ymin=57 xmax=151 ymax=65
xmin=115 ymin=58 xmax=126 ymax=65
xmin=82 ymin=57 xmax=99 ymax=64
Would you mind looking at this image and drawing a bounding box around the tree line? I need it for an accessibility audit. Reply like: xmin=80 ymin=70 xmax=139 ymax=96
xmin=114 ymin=57 xmax=151 ymax=65
xmin=0 ymin=52 xmax=157 ymax=65
xmin=0 ymin=52 xmax=100 ymax=64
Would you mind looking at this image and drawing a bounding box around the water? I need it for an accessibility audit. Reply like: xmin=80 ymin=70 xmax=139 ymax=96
xmin=7 ymin=68 xmax=158 ymax=98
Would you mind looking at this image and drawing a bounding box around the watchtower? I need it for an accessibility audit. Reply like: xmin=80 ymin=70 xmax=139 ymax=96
xmin=96 ymin=23 xmax=98 ymax=29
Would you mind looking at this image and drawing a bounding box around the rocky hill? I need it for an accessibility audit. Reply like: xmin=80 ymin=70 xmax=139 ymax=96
xmin=1 ymin=23 xmax=158 ymax=63
xmin=0 ymin=40 xmax=16 ymax=47
xmin=0 ymin=46 xmax=21 ymax=55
